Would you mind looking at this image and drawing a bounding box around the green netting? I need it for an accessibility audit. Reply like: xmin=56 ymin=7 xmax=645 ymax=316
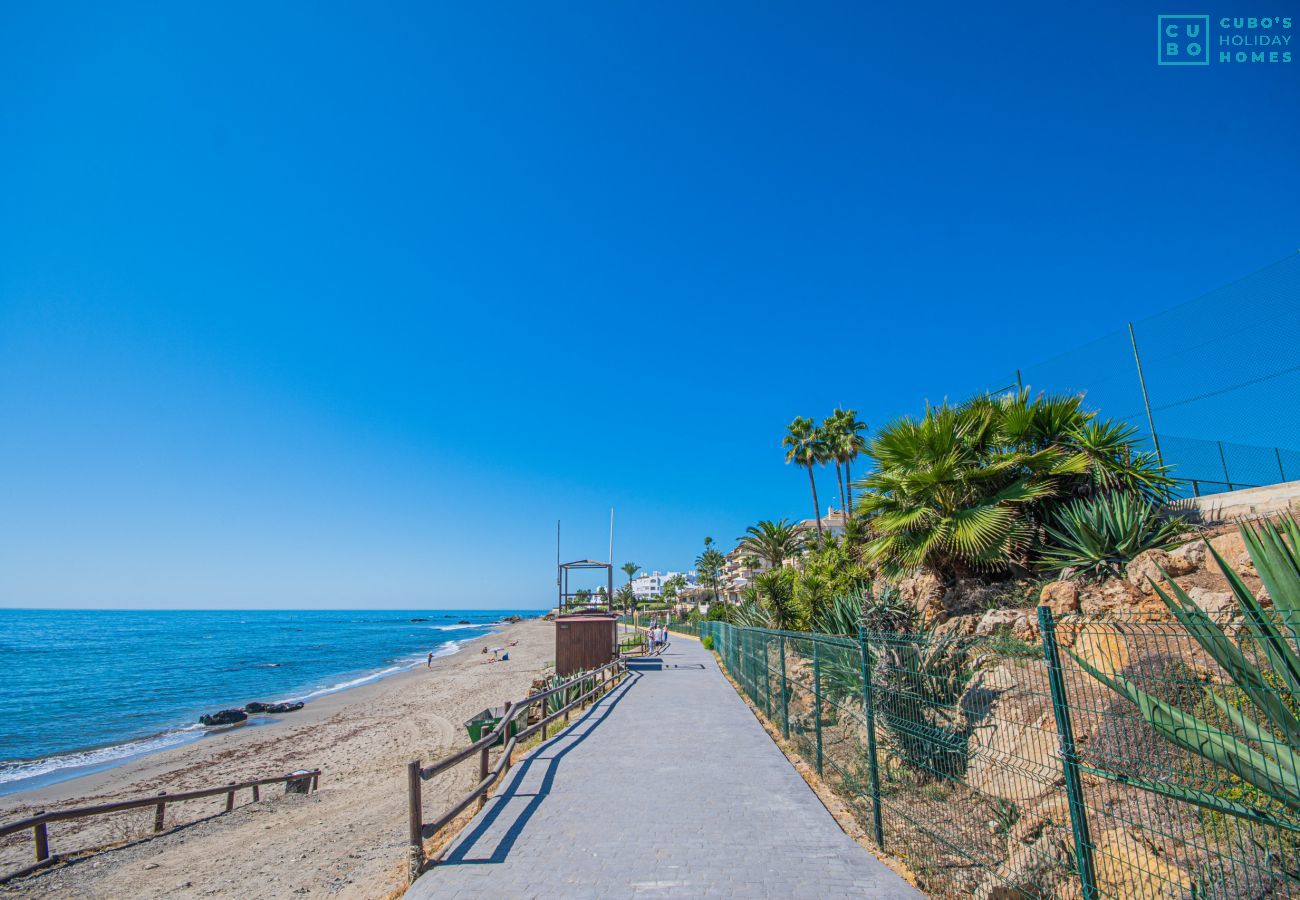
xmin=695 ymin=614 xmax=1300 ymax=898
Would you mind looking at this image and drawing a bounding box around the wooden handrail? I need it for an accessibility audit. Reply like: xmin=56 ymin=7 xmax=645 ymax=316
xmin=405 ymin=657 xmax=626 ymax=881
xmin=0 ymin=769 xmax=321 ymax=884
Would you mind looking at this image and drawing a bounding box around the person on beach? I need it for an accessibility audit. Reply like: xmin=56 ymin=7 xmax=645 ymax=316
xmin=427 ymin=651 xmax=433 ymax=668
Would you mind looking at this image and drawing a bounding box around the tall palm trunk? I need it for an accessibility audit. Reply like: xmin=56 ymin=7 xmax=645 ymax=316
xmin=845 ymin=460 xmax=854 ymax=517
xmin=805 ymin=464 xmax=823 ymax=543
xmin=835 ymin=461 xmax=846 ymax=519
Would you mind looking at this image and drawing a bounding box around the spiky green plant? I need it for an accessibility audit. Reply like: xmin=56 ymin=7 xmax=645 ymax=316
xmin=1069 ymin=515 xmax=1300 ymax=820
xmin=811 ymin=592 xmax=866 ymax=637
xmin=1039 ymin=492 xmax=1184 ymax=577
xmin=755 ymin=569 xmax=799 ymax=630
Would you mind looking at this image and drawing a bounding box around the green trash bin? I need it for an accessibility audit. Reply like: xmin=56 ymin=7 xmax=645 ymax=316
xmin=464 ymin=706 xmax=518 ymax=745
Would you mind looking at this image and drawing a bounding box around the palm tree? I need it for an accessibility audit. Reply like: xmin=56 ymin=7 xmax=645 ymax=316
xmin=737 ymin=519 xmax=804 ymax=569
xmin=620 ymin=562 xmax=638 ymax=615
xmin=854 ymin=390 xmax=1170 ymax=579
xmin=824 ymin=409 xmax=849 ymax=518
xmin=783 ymin=416 xmax=826 ymax=544
xmin=695 ymin=543 xmax=726 ymax=608
xmin=832 ymin=409 xmax=868 ymax=515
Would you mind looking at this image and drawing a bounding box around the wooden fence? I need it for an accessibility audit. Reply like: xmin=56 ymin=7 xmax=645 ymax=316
xmin=0 ymin=769 xmax=321 ymax=884
xmin=405 ymin=658 xmax=627 ymax=881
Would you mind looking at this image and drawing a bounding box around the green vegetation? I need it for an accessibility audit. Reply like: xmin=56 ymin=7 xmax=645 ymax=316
xmin=783 ymin=416 xmax=827 ymax=544
xmin=1039 ymin=492 xmax=1183 ymax=577
xmin=855 ymin=391 xmax=1173 ymax=580
xmin=701 ymin=635 xmax=715 ymax=651
xmin=1070 ymin=515 xmax=1300 ymax=819
xmin=736 ymin=518 xmax=803 ymax=568
xmin=695 ymin=537 xmax=725 ymax=608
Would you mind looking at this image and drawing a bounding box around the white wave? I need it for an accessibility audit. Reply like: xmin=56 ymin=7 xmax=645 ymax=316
xmin=0 ymin=724 xmax=205 ymax=786
xmin=428 ymin=622 xmax=503 ymax=631
xmin=1 ymin=637 xmax=471 ymax=791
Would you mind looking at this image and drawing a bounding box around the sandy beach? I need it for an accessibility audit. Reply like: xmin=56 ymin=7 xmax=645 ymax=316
xmin=0 ymin=619 xmax=554 ymax=899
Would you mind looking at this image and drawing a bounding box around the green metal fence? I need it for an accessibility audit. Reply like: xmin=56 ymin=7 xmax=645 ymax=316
xmin=691 ymin=613 xmax=1300 ymax=898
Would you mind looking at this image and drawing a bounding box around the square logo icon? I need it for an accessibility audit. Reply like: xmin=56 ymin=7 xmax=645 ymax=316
xmin=1158 ymin=15 xmax=1211 ymax=65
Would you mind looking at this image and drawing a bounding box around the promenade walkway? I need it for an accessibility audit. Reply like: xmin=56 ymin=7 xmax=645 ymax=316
xmin=406 ymin=635 xmax=919 ymax=899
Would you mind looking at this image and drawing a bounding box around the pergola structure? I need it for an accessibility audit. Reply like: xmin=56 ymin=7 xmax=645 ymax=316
xmin=557 ymin=558 xmax=614 ymax=614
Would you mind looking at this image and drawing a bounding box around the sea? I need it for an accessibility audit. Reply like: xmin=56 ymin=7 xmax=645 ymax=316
xmin=0 ymin=608 xmax=540 ymax=796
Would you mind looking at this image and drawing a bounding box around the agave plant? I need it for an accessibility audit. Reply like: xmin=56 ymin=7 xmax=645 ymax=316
xmin=1039 ymin=492 xmax=1184 ymax=577
xmin=1069 ymin=515 xmax=1300 ymax=819
xmin=811 ymin=592 xmax=866 ymax=637
xmin=873 ymin=633 xmax=975 ymax=780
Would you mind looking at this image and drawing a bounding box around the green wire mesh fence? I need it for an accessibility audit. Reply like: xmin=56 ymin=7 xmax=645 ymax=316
xmin=673 ymin=612 xmax=1300 ymax=898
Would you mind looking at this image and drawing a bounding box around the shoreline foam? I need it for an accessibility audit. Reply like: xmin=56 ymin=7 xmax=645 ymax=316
xmin=0 ymin=627 xmax=492 ymax=797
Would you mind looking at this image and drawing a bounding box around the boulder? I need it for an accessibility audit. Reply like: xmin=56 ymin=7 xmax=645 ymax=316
xmin=1209 ymin=531 xmax=1256 ymax=577
xmin=1126 ymin=550 xmax=1176 ymax=594
xmin=1079 ymin=579 xmax=1150 ymax=616
xmin=1012 ymin=614 xmax=1040 ymax=642
xmin=1167 ymin=539 xmax=1207 ymax=572
xmin=244 ymin=701 xmax=304 ymax=715
xmin=1185 ymin=586 xmax=1235 ymax=616
xmin=1071 ymin=623 xmax=1131 ymax=677
xmin=1094 ymin=828 xmax=1190 ymax=898
xmin=976 ymin=608 xmax=1024 ymax=637
xmin=898 ymin=570 xmax=946 ymax=627
xmin=1039 ymin=581 xmax=1079 ymax=616
xmin=199 ymin=709 xmax=248 ymax=727
xmin=932 ymin=613 xmax=980 ymax=639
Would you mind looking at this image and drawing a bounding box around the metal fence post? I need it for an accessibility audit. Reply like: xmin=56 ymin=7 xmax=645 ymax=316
xmin=1218 ymin=441 xmax=1233 ymax=489
xmin=779 ymin=634 xmax=790 ymax=738
xmin=1038 ymin=607 xmax=1098 ymax=900
xmin=813 ymin=638 xmax=824 ymax=776
xmin=859 ymin=628 xmax=885 ymax=850
xmin=407 ymin=760 xmax=425 ymax=881
xmin=764 ymin=633 xmax=772 ymax=720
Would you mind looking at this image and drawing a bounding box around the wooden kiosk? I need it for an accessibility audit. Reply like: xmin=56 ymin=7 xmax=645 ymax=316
xmin=555 ymin=558 xmax=617 ymax=676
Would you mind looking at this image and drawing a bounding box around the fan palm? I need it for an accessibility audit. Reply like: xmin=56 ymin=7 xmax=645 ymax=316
xmin=784 ymin=416 xmax=826 ymax=543
xmin=737 ymin=519 xmax=804 ymax=569
xmin=855 ymin=390 xmax=1171 ymax=579
xmin=827 ymin=408 xmax=868 ymax=518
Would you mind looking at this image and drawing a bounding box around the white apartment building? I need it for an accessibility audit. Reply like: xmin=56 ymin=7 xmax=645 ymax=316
xmin=630 ymin=570 xmax=698 ymax=601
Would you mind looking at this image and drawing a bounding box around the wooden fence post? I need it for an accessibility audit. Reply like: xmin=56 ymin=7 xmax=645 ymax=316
xmin=407 ymin=760 xmax=424 ymax=881
xmin=154 ymin=792 xmax=167 ymax=832
xmin=32 ymin=818 xmax=49 ymax=863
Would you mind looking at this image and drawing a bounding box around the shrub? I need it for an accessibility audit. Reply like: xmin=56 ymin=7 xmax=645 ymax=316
xmin=1039 ymin=492 xmax=1183 ymax=577
xmin=856 ymin=391 xmax=1172 ymax=579
xmin=702 ymin=635 xmax=715 ymax=651
xmin=1069 ymin=515 xmax=1300 ymax=821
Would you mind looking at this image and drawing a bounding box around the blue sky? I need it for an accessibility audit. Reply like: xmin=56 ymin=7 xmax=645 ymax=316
xmin=1 ymin=2 xmax=1297 ymax=608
